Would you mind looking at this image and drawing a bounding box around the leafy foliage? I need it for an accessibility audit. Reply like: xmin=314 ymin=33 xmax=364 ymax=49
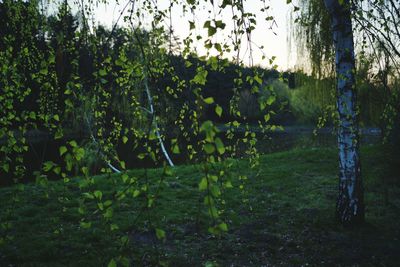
xmin=0 ymin=0 xmax=280 ymax=265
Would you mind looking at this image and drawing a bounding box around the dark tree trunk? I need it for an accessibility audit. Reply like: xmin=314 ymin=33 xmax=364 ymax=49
xmin=324 ymin=0 xmax=364 ymax=225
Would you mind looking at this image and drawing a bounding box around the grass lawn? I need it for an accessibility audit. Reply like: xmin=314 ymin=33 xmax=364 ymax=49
xmin=0 ymin=145 xmax=399 ymax=266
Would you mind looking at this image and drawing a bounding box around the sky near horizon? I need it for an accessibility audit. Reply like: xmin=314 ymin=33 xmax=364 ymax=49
xmin=69 ymin=0 xmax=295 ymax=70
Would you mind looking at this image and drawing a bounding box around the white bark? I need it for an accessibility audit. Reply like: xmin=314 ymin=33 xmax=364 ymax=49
xmin=324 ymin=0 xmax=364 ymax=225
xmin=143 ymin=74 xmax=175 ymax=167
xmin=132 ymin=29 xmax=175 ymax=167
xmin=84 ymin=114 xmax=121 ymax=174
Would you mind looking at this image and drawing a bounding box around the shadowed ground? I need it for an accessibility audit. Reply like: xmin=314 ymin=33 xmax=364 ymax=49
xmin=0 ymin=145 xmax=399 ymax=266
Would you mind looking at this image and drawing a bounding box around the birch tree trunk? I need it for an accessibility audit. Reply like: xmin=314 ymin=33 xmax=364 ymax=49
xmin=324 ymin=0 xmax=364 ymax=225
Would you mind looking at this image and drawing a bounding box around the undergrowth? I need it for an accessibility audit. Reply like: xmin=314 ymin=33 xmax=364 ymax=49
xmin=0 ymin=145 xmax=399 ymax=266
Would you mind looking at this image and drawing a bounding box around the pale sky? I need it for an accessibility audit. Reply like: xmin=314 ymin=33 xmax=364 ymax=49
xmin=70 ymin=0 xmax=295 ymax=70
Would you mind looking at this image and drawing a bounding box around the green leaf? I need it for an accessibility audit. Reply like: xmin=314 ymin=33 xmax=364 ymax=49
xmin=78 ymin=206 xmax=85 ymax=215
xmin=36 ymin=175 xmax=49 ymax=186
xmin=215 ymin=105 xmax=222 ymax=117
xmin=207 ymin=26 xmax=216 ymax=37
xmin=133 ymin=190 xmax=140 ymax=197
xmin=74 ymin=147 xmax=85 ymax=161
xmin=122 ymin=136 xmax=128 ymax=144
xmin=189 ymin=21 xmax=195 ymax=30
xmin=204 ymin=97 xmax=214 ymax=104
xmin=215 ymin=20 xmax=226 ymax=29
xmin=199 ymin=177 xmax=208 ymax=191
xmin=224 ymin=180 xmax=233 ymax=188
xmin=110 ymin=224 xmax=119 ymax=231
xmin=99 ymin=69 xmax=107 ymax=77
xmin=149 ymin=130 xmax=157 ymax=140
xmin=210 ymin=184 xmax=221 ymax=197
xmin=185 ymin=60 xmax=193 ymax=67
xmin=69 ymin=140 xmax=78 ymax=147
xmin=155 ymin=228 xmax=166 ymax=240
xmin=218 ymin=222 xmax=228 ymax=231
xmin=208 ymin=205 xmax=219 ymax=218
xmin=54 ymin=167 xmax=61 ymax=175
xmin=210 ymin=175 xmax=218 ymax=182
xmin=264 ymin=113 xmax=270 ymax=122
xmin=221 ymin=0 xmax=232 ymax=8
xmin=214 ymin=43 xmax=222 ymax=52
xmin=107 ymin=258 xmax=117 ymax=267
xmin=214 ymin=138 xmax=225 ymax=154
xmin=29 ymin=111 xmax=36 ymax=119
xmin=2 ymin=163 xmax=9 ymax=173
xmin=267 ymin=95 xmax=276 ymax=105
xmin=83 ymin=192 xmax=94 ymax=199
xmin=208 ymin=226 xmax=219 ymax=235
xmin=200 ymin=120 xmax=214 ymax=132
xmin=40 ymin=68 xmax=48 ymax=75
xmin=193 ymin=68 xmax=208 ymax=85
xmin=54 ymin=129 xmax=63 ymax=139
xmin=204 ymin=143 xmax=215 ymax=154
xmin=94 ymin=190 xmax=103 ymax=200
xmin=64 ymin=99 xmax=73 ymax=108
xmin=120 ymin=161 xmax=126 ymax=169
xmin=171 ymin=139 xmax=180 ymax=154
xmin=80 ymin=221 xmax=92 ymax=229
xmin=43 ymin=161 xmax=54 ymax=172
xmin=59 ymin=146 xmax=67 ymax=156
xmin=103 ymin=207 xmax=113 ymax=219
xmin=121 ymin=174 xmax=129 ymax=183
xmin=53 ymin=114 xmax=60 ymax=121
xmin=254 ymin=75 xmax=262 ymax=85
xmin=172 ymin=144 xmax=180 ymax=154
xmin=164 ymin=166 xmax=173 ymax=176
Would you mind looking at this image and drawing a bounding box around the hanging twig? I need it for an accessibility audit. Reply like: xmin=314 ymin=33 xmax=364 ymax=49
xmin=84 ymin=114 xmax=122 ymax=173
xmin=131 ymin=25 xmax=175 ymax=167
xmin=142 ymin=71 xmax=175 ymax=167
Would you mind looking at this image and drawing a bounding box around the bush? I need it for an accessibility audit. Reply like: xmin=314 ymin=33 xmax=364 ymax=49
xmin=289 ymin=86 xmax=323 ymax=124
xmin=237 ymin=79 xmax=293 ymax=124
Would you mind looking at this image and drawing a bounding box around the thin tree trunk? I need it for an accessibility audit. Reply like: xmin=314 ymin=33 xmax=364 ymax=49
xmin=324 ymin=0 xmax=364 ymax=225
xmin=143 ymin=75 xmax=175 ymax=167
xmin=132 ymin=30 xmax=175 ymax=167
xmin=84 ymin=114 xmax=121 ymax=174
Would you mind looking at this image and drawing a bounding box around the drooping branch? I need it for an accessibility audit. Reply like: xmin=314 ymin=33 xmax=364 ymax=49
xmin=69 ymin=83 xmax=122 ymax=173
xmin=131 ymin=28 xmax=175 ymax=167
xmin=142 ymin=71 xmax=175 ymax=167
xmin=84 ymin=113 xmax=122 ymax=174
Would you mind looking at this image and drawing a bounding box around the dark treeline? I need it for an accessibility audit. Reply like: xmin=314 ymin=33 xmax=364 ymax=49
xmin=1 ymin=0 xmax=392 ymax=134
xmin=1 ymin=0 xmax=398 ymax=183
xmin=0 ymin=0 xmax=289 ymax=130
xmin=1 ymin=0 xmax=285 ymax=181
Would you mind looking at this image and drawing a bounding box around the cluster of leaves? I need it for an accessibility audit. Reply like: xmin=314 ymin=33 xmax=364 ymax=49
xmin=0 ymin=0 xmax=282 ymax=265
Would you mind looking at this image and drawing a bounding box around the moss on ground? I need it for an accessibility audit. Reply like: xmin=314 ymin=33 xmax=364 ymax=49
xmin=0 ymin=145 xmax=399 ymax=266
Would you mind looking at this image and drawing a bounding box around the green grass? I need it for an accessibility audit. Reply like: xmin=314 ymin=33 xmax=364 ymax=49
xmin=1 ymin=145 xmax=399 ymax=266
